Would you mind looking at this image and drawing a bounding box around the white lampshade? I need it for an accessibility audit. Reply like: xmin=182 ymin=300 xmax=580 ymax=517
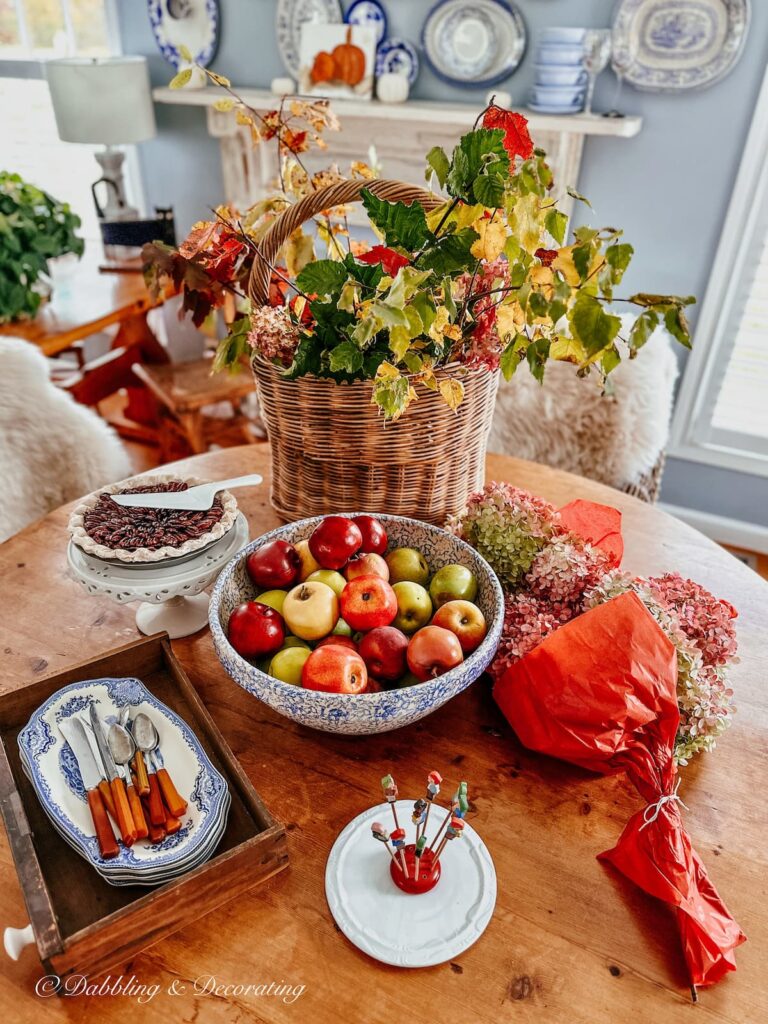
xmin=46 ymin=56 xmax=157 ymax=146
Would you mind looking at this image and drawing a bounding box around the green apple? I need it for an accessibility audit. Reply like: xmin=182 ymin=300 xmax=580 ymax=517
xmin=385 ymin=547 xmax=430 ymax=586
xmin=332 ymin=617 xmax=353 ymax=636
xmin=392 ymin=581 xmax=432 ymax=634
xmin=306 ymin=569 xmax=346 ymax=598
xmin=429 ymin=564 xmax=478 ymax=608
xmin=257 ymin=589 xmax=288 ymax=615
xmin=269 ymin=646 xmax=312 ymax=684
xmin=282 ymin=636 xmax=311 ymax=650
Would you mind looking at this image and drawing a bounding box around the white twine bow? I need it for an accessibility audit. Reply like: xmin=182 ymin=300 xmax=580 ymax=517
xmin=639 ymin=778 xmax=688 ymax=831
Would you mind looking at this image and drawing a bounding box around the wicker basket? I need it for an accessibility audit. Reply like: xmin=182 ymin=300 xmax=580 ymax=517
xmin=248 ymin=179 xmax=500 ymax=524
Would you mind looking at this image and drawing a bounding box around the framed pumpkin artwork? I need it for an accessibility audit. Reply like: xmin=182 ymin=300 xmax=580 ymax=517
xmin=298 ymin=23 xmax=376 ymax=99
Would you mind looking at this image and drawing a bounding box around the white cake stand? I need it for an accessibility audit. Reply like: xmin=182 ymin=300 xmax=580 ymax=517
xmin=67 ymin=512 xmax=249 ymax=639
xmin=325 ymin=800 xmax=496 ymax=968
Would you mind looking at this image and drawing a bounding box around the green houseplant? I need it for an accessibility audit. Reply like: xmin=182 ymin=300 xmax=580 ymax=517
xmin=0 ymin=171 xmax=84 ymax=324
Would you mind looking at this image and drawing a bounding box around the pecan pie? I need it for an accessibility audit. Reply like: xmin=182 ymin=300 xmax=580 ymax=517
xmin=68 ymin=475 xmax=239 ymax=564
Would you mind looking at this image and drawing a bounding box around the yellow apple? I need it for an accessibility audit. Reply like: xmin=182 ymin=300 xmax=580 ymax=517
xmin=295 ymin=539 xmax=322 ymax=581
xmin=282 ymin=581 xmax=339 ymax=641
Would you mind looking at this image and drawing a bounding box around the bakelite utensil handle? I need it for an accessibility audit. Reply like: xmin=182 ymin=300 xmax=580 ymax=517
xmin=140 ymin=795 xmax=166 ymax=844
xmin=156 ymin=767 xmax=187 ymax=819
xmin=98 ymin=779 xmax=117 ymax=822
xmin=87 ymin=789 xmax=119 ymax=859
xmin=146 ymin=772 xmax=166 ymax=827
xmin=109 ymin=778 xmax=137 ymax=846
xmin=126 ymin=783 xmax=148 ymax=841
xmin=133 ymin=751 xmax=150 ymax=797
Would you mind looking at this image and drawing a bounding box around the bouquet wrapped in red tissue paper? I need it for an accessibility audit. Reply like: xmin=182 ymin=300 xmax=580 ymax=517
xmin=494 ymin=590 xmax=746 ymax=991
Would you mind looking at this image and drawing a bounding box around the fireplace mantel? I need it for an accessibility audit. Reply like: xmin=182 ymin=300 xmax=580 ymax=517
xmin=153 ymin=87 xmax=642 ymax=222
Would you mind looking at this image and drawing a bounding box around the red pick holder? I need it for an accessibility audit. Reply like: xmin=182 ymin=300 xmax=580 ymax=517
xmin=389 ymin=844 xmax=441 ymax=894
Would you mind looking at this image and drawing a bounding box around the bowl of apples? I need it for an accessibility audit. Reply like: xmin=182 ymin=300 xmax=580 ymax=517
xmin=209 ymin=513 xmax=504 ymax=735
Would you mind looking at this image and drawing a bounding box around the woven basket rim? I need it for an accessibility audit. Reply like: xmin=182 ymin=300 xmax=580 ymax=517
xmin=251 ymin=351 xmax=497 ymax=386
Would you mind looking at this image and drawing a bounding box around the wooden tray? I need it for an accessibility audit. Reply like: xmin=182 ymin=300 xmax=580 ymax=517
xmin=0 ymin=633 xmax=288 ymax=981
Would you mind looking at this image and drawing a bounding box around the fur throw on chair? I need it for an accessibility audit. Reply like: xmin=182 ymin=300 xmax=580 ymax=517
xmin=0 ymin=338 xmax=132 ymax=542
xmin=487 ymin=321 xmax=679 ymax=493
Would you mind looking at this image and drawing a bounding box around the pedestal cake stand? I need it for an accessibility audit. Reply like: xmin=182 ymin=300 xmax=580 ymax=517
xmin=325 ymin=799 xmax=496 ymax=967
xmin=67 ymin=512 xmax=249 ymax=638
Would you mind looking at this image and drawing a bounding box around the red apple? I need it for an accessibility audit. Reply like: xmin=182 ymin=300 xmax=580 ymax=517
xmin=302 ymin=646 xmax=368 ymax=694
xmin=344 ymin=552 xmax=389 ymax=582
xmin=315 ymin=635 xmax=358 ymax=652
xmin=364 ymin=678 xmax=384 ymax=693
xmin=309 ymin=515 xmax=363 ymax=570
xmin=246 ymin=540 xmax=300 ymax=590
xmin=227 ymin=601 xmax=285 ymax=659
xmin=431 ymin=600 xmax=487 ymax=653
xmin=352 ymin=515 xmax=387 ymax=555
xmin=339 ymin=574 xmax=398 ymax=632
xmin=407 ymin=625 xmax=464 ymax=681
xmin=358 ymin=626 xmax=409 ymax=682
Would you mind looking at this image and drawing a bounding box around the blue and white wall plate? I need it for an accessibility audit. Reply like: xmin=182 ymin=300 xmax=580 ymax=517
xmin=147 ymin=0 xmax=220 ymax=69
xmin=422 ymin=0 xmax=527 ymax=88
xmin=612 ymin=0 xmax=750 ymax=93
xmin=276 ymin=0 xmax=344 ymax=78
xmin=345 ymin=0 xmax=388 ymax=46
xmin=376 ymin=37 xmax=420 ymax=84
xmin=18 ymin=676 xmax=229 ymax=885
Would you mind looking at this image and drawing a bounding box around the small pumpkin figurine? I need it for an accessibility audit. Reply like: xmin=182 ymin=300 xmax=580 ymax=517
xmin=332 ymin=26 xmax=366 ymax=86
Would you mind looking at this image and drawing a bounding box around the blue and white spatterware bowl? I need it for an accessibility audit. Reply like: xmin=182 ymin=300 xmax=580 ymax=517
xmin=209 ymin=514 xmax=504 ymax=736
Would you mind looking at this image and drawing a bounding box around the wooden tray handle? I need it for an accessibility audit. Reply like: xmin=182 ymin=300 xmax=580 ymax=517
xmin=248 ymin=178 xmax=444 ymax=306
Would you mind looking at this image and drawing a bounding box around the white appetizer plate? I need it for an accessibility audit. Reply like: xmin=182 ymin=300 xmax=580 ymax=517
xmin=422 ymin=0 xmax=527 ymax=87
xmin=325 ymin=800 xmax=496 ymax=967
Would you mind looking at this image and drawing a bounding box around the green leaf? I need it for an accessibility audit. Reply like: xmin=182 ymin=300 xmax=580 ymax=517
xmin=528 ymin=291 xmax=549 ymax=319
xmin=544 ymin=208 xmax=568 ymax=246
xmin=296 ymin=259 xmax=348 ymax=297
xmin=601 ymin=344 xmax=621 ymax=375
xmin=629 ymin=292 xmax=696 ymax=308
xmin=663 ymin=305 xmax=692 ymax=348
xmin=628 ymin=309 xmax=659 ymax=353
xmin=169 ymin=68 xmax=193 ymax=89
xmin=526 ymin=338 xmax=551 ymax=384
xmin=500 ymin=336 xmax=526 ymax=380
xmin=372 ymin=374 xmax=412 ymax=419
xmin=441 ymin=276 xmax=457 ymax=320
xmin=568 ymin=294 xmax=622 ymax=357
xmin=329 ymin=339 xmax=364 ymax=374
xmin=572 ymin=243 xmax=593 ymax=282
xmin=473 ymin=171 xmax=505 ymax=208
xmin=385 ymin=266 xmax=433 ymax=308
xmin=211 ymin=315 xmax=250 ymax=374
xmin=566 ymin=186 xmax=593 ymax=209
xmin=389 ymin=306 xmax=424 ymax=361
xmin=345 ymin=252 xmax=383 ymax=290
xmin=606 ymin=242 xmax=634 ymax=276
xmin=337 ymin=279 xmax=359 ymax=312
xmin=426 ymin=146 xmax=450 ymax=187
xmin=361 ymin=190 xmax=431 ymax=250
xmin=445 ymin=147 xmax=470 ymax=198
xmin=418 ymin=227 xmax=479 ymax=276
xmin=447 ymin=128 xmax=510 ymax=202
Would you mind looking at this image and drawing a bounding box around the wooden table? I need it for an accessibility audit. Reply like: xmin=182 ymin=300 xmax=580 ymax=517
xmin=1 ymin=446 xmax=765 ymax=1024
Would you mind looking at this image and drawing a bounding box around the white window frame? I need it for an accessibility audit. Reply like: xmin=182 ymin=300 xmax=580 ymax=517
xmin=668 ymin=62 xmax=768 ymax=479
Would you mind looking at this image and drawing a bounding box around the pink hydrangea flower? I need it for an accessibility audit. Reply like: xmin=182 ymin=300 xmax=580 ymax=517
xmin=248 ymin=304 xmax=300 ymax=366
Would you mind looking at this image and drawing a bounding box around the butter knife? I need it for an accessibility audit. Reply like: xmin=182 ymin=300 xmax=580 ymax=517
xmin=59 ymin=719 xmax=119 ymax=860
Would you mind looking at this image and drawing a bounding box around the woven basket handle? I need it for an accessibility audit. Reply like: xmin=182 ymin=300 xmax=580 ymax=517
xmin=248 ymin=178 xmax=443 ymax=306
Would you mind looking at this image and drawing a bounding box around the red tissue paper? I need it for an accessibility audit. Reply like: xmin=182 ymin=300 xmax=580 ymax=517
xmin=558 ymin=499 xmax=624 ymax=568
xmin=493 ymin=590 xmax=745 ymax=988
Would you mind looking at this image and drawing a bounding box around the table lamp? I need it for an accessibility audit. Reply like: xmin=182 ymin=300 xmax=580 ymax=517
xmin=46 ymin=56 xmax=157 ymax=224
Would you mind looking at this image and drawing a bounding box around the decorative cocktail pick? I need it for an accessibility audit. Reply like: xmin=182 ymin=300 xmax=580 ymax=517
xmin=435 ymin=815 xmax=465 ymax=862
xmin=414 ymin=833 xmax=427 ymax=881
xmin=411 ymin=798 xmax=427 ymax=840
xmin=390 ymin=827 xmax=409 ymax=878
xmin=372 ymin=821 xmax=402 ymax=872
xmin=381 ymin=773 xmax=400 ymax=831
xmin=421 ymin=770 xmax=442 ymax=840
xmin=429 ymin=781 xmax=468 ymax=852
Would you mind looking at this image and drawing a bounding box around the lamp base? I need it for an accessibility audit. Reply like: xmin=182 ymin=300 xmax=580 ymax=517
xmin=93 ymin=146 xmax=139 ymax=222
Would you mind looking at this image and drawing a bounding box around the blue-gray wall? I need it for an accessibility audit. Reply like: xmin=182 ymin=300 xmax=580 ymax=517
xmin=118 ymin=1 xmax=768 ymax=525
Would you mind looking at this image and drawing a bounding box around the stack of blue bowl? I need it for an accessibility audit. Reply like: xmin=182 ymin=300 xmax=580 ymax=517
xmin=529 ymin=27 xmax=587 ymax=114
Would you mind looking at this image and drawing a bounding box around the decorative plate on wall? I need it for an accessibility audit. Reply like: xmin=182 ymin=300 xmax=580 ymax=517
xmin=376 ymin=37 xmax=420 ymax=84
xmin=345 ymin=0 xmax=388 ymax=46
xmin=422 ymin=0 xmax=527 ymax=88
xmin=147 ymin=0 xmax=220 ymax=68
xmin=276 ymin=0 xmax=343 ymax=78
xmin=612 ymin=0 xmax=751 ymax=92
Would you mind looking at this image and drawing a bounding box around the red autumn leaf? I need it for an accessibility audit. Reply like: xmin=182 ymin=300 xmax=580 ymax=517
xmin=482 ymin=105 xmax=534 ymax=161
xmin=534 ymin=248 xmax=558 ymax=267
xmin=356 ymin=245 xmax=410 ymax=276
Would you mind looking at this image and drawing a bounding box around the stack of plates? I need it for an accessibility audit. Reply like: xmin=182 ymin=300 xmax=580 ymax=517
xmin=18 ymin=677 xmax=230 ymax=887
xmin=529 ymin=27 xmax=587 ymax=114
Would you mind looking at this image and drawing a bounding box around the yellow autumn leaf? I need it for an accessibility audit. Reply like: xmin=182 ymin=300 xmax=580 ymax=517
xmin=213 ymin=98 xmax=236 ymax=112
xmin=428 ymin=305 xmax=451 ymax=344
xmin=550 ymin=336 xmax=588 ymax=363
xmin=470 ymin=216 xmax=507 ymax=262
xmin=282 ymin=227 xmax=315 ymax=278
xmin=417 ymin=368 xmax=439 ymax=391
xmin=509 ymin=193 xmax=542 ymax=254
xmin=169 ymin=68 xmax=192 ymax=90
xmin=439 ymin=378 xmax=465 ymax=412
xmin=376 ymin=361 xmax=400 ymax=380
xmin=553 ymin=245 xmax=603 ymax=286
xmin=496 ymin=302 xmax=525 ymax=341
xmin=529 ymin=265 xmax=554 ymax=297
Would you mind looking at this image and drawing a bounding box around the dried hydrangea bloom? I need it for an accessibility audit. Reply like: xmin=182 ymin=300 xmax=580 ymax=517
xmin=248 ymin=304 xmax=300 ymax=367
xmin=527 ymin=536 xmax=610 ymax=606
xmin=447 ymin=481 xmax=559 ymax=587
xmin=647 ymin=572 xmax=739 ymax=668
xmin=489 ymin=590 xmax=576 ymax=681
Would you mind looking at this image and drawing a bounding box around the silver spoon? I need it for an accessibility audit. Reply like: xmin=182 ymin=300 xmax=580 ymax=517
xmin=107 ymin=721 xmax=148 ymax=839
xmin=133 ymin=713 xmax=188 ymax=819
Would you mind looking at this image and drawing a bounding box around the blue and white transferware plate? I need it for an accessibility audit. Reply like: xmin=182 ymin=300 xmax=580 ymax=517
xmin=147 ymin=0 xmax=220 ymax=69
xmin=346 ymin=0 xmax=387 ymax=46
xmin=611 ymin=0 xmax=750 ymax=93
xmin=375 ymin=37 xmax=420 ymax=84
xmin=422 ymin=0 xmax=527 ymax=87
xmin=210 ymin=513 xmax=504 ymax=736
xmin=276 ymin=0 xmax=343 ymax=77
xmin=18 ymin=677 xmax=229 ymax=883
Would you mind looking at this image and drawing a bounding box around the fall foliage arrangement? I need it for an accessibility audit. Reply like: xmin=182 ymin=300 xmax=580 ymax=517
xmin=144 ymin=69 xmax=694 ymax=420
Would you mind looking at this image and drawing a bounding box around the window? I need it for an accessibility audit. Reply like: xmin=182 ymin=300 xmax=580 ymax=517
xmin=669 ymin=65 xmax=768 ymax=478
xmin=0 ymin=0 xmax=113 ymax=60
